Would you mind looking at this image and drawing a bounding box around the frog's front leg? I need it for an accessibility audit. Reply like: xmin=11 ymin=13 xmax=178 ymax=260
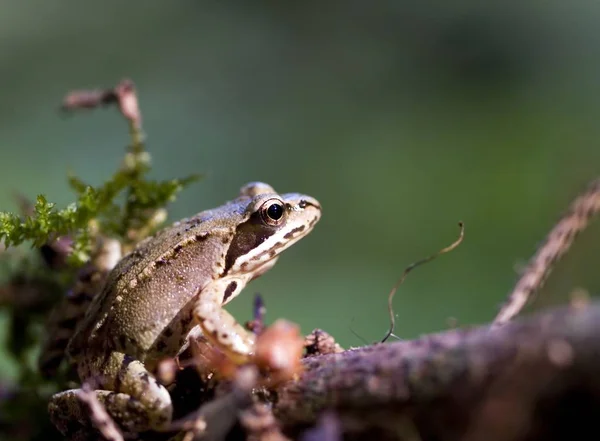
xmin=194 ymin=277 xmax=256 ymax=363
xmin=49 ymin=352 xmax=172 ymax=436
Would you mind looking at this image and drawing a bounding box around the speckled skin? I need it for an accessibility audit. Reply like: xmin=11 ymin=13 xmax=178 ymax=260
xmin=48 ymin=182 xmax=321 ymax=436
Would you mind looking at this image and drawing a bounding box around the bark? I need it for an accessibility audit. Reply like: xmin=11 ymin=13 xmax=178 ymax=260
xmin=270 ymin=301 xmax=600 ymax=441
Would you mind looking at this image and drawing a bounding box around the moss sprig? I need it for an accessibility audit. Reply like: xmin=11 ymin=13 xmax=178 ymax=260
xmin=0 ymin=80 xmax=200 ymax=266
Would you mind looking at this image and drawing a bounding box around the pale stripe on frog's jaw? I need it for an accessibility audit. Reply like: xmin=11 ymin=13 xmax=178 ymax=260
xmin=223 ymin=193 xmax=321 ymax=277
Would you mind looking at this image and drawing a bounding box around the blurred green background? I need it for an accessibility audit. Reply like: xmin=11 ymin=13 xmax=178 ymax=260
xmin=1 ymin=1 xmax=600 ymax=383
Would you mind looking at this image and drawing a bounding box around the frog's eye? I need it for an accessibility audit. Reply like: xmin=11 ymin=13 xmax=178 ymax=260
xmin=260 ymin=199 xmax=285 ymax=226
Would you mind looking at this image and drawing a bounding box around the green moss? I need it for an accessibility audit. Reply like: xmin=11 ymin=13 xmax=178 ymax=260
xmin=0 ymin=139 xmax=199 ymax=266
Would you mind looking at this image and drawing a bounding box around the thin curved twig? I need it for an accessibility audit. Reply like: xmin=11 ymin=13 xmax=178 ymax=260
xmin=381 ymin=222 xmax=464 ymax=343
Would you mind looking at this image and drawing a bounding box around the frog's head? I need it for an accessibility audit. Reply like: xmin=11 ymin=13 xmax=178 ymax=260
xmin=223 ymin=182 xmax=321 ymax=278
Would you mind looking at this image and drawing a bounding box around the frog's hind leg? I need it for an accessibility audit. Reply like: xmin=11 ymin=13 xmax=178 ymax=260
xmin=38 ymin=278 xmax=101 ymax=377
xmin=49 ymin=353 xmax=173 ymax=436
xmin=39 ymin=238 xmax=121 ymax=377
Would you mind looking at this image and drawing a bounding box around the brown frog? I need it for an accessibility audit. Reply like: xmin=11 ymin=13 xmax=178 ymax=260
xmin=48 ymin=182 xmax=321 ymax=436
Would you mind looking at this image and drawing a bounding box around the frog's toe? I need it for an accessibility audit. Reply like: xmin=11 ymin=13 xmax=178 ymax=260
xmin=48 ymin=389 xmax=92 ymax=436
xmin=98 ymin=390 xmax=171 ymax=432
xmin=49 ymin=386 xmax=172 ymax=436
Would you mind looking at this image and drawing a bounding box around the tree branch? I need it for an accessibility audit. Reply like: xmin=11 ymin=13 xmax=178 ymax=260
xmin=272 ymin=301 xmax=600 ymax=441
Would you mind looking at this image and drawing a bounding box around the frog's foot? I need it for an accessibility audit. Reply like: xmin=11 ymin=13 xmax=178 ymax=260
xmin=48 ymin=389 xmax=92 ymax=437
xmin=49 ymin=354 xmax=173 ymax=436
xmin=193 ymin=278 xmax=256 ymax=364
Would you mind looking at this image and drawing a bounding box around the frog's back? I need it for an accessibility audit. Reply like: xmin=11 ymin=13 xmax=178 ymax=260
xmin=67 ymin=205 xmax=243 ymax=363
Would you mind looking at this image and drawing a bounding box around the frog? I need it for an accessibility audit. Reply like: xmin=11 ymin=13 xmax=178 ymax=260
xmin=48 ymin=181 xmax=321 ymax=437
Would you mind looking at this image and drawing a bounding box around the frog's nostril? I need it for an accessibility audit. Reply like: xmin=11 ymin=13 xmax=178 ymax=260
xmin=298 ymin=199 xmax=321 ymax=210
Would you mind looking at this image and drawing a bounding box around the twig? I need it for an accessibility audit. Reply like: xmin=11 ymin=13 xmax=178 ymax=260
xmin=382 ymin=222 xmax=464 ymax=343
xmin=246 ymin=294 xmax=267 ymax=335
xmin=494 ymin=177 xmax=600 ymax=325
xmin=76 ymin=383 xmax=124 ymax=441
xmin=61 ymin=78 xmax=141 ymax=132
xmin=169 ymin=365 xmax=257 ymax=441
